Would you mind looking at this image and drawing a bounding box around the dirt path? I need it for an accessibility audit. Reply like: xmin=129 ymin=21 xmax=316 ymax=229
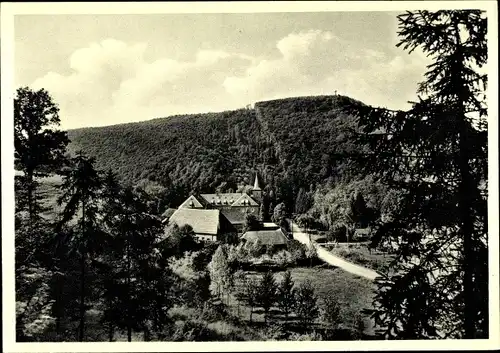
xmin=290 ymin=222 xmax=379 ymax=281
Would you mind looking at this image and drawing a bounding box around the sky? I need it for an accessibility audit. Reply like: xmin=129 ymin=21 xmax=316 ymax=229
xmin=14 ymin=12 xmax=431 ymax=130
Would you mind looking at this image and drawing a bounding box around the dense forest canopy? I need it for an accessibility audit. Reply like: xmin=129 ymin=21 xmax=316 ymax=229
xmin=68 ymin=95 xmax=367 ymax=213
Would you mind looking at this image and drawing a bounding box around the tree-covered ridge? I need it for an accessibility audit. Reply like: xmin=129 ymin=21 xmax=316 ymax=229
xmin=69 ymin=109 xmax=275 ymax=206
xmin=255 ymin=95 xmax=367 ymax=189
xmin=68 ymin=95 xmax=364 ymax=211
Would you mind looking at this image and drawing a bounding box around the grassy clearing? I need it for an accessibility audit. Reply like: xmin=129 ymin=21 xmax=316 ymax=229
xmin=36 ymin=175 xmax=64 ymax=220
xmin=326 ymin=242 xmax=394 ymax=273
xmin=282 ymin=267 xmax=375 ymax=334
xmin=228 ymin=266 xmax=376 ymax=337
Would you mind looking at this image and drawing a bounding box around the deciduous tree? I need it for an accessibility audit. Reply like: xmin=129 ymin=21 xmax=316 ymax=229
xmin=208 ymin=245 xmax=234 ymax=304
xmin=14 ymin=87 xmax=69 ymax=229
xmin=243 ymin=213 xmax=260 ymax=233
xmin=321 ymin=295 xmax=341 ymax=337
xmin=295 ymin=280 xmax=319 ymax=328
xmin=276 ymin=270 xmax=296 ymax=321
xmin=255 ymin=271 xmax=277 ymax=324
xmin=272 ymin=202 xmax=287 ymax=228
xmin=234 ymin=274 xmax=259 ymax=323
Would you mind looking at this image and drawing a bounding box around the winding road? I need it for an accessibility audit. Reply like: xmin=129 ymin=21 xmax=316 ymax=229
xmin=290 ymin=222 xmax=379 ymax=281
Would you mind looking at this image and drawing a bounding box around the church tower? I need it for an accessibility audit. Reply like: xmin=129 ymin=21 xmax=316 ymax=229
xmin=251 ymin=174 xmax=262 ymax=203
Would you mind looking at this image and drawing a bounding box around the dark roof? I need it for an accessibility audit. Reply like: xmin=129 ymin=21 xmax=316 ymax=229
xmin=169 ymin=208 xmax=220 ymax=235
xmin=253 ymin=174 xmax=262 ymax=191
xmin=241 ymin=229 xmax=289 ymax=246
xmin=200 ymin=193 xmax=242 ymax=206
xmin=262 ymin=222 xmax=279 ymax=229
xmin=219 ymin=207 xmax=258 ymax=225
xmin=200 ymin=192 xmax=259 ymax=207
xmin=161 ymin=208 xmax=177 ymax=222
xmin=178 ymin=195 xmax=205 ymax=209
xmin=233 ymin=193 xmax=259 ymax=206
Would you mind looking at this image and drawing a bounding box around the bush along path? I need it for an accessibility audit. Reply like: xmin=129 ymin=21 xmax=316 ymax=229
xmin=290 ymin=222 xmax=379 ymax=281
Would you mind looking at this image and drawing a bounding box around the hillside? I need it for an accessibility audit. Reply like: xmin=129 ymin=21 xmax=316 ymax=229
xmin=67 ymin=95 xmax=366 ymax=210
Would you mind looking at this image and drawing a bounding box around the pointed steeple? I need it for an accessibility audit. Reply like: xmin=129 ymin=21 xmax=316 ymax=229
xmin=253 ymin=174 xmax=261 ymax=191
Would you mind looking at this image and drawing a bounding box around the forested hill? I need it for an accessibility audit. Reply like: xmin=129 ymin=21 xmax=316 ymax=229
xmin=67 ymin=95 xmax=367 ymax=210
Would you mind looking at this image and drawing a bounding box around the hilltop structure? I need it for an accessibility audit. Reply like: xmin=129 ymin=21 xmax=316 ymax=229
xmin=164 ymin=174 xmax=264 ymax=238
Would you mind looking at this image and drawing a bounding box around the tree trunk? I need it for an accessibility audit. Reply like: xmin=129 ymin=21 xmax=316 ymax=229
xmin=78 ymin=247 xmax=86 ymax=341
xmin=107 ymin=291 xmax=114 ymax=342
xmin=108 ymin=322 xmax=114 ymax=342
xmin=143 ymin=324 xmax=151 ymax=341
xmin=127 ymin=234 xmax=132 ymax=342
xmin=78 ymin=198 xmax=86 ymax=342
xmin=26 ymin=170 xmax=34 ymax=231
xmin=459 ymin=101 xmax=476 ymax=339
xmin=53 ymin=269 xmax=62 ymax=336
xmin=308 ymin=228 xmax=313 ymax=268
xmin=452 ymin=22 xmax=477 ymax=339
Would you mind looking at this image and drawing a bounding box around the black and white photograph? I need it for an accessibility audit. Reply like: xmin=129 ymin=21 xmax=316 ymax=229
xmin=1 ymin=1 xmax=499 ymax=351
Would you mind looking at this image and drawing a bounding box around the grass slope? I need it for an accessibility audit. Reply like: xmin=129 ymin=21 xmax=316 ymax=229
xmin=230 ymin=266 xmax=376 ymax=337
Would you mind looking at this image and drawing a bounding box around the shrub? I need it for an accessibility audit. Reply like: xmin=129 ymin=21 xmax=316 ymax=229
xmin=168 ymin=251 xmax=198 ymax=280
xmin=276 ymin=270 xmax=296 ymax=320
xmin=256 ymin=253 xmax=272 ymax=264
xmin=288 ymin=239 xmax=307 ymax=263
xmin=264 ymin=323 xmax=288 ymax=340
xmin=192 ymin=244 xmax=218 ymax=271
xmin=227 ymin=243 xmax=250 ymax=265
xmin=16 ymin=267 xmax=55 ymax=341
xmin=168 ymin=305 xmax=199 ymax=321
xmin=246 ymin=239 xmax=266 ymax=257
xmin=321 ymin=295 xmax=341 ymax=339
xmin=206 ymin=321 xmax=245 ymax=341
xmin=353 ymin=315 xmax=366 ymax=340
xmin=171 ymin=320 xmax=219 ymax=341
xmin=272 ymin=250 xmax=293 ymax=267
xmin=169 ymin=252 xmax=211 ymax=307
xmin=265 ymin=244 xmax=275 ymax=256
xmin=294 ymin=280 xmax=319 ymax=328
xmin=288 ymin=331 xmax=323 ymax=341
xmin=198 ymin=301 xmax=229 ymax=323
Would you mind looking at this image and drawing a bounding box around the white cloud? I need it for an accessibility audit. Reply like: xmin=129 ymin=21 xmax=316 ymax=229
xmin=276 ymin=29 xmax=335 ymax=60
xmin=30 ymin=31 xmax=430 ymax=129
xmin=223 ymin=29 xmax=431 ymax=110
xmin=31 ymin=39 xmax=254 ymax=129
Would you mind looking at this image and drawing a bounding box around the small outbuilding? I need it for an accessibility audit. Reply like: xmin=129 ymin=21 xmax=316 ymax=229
xmin=240 ymin=228 xmax=289 ymax=247
xmin=353 ymin=227 xmax=371 ymax=241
